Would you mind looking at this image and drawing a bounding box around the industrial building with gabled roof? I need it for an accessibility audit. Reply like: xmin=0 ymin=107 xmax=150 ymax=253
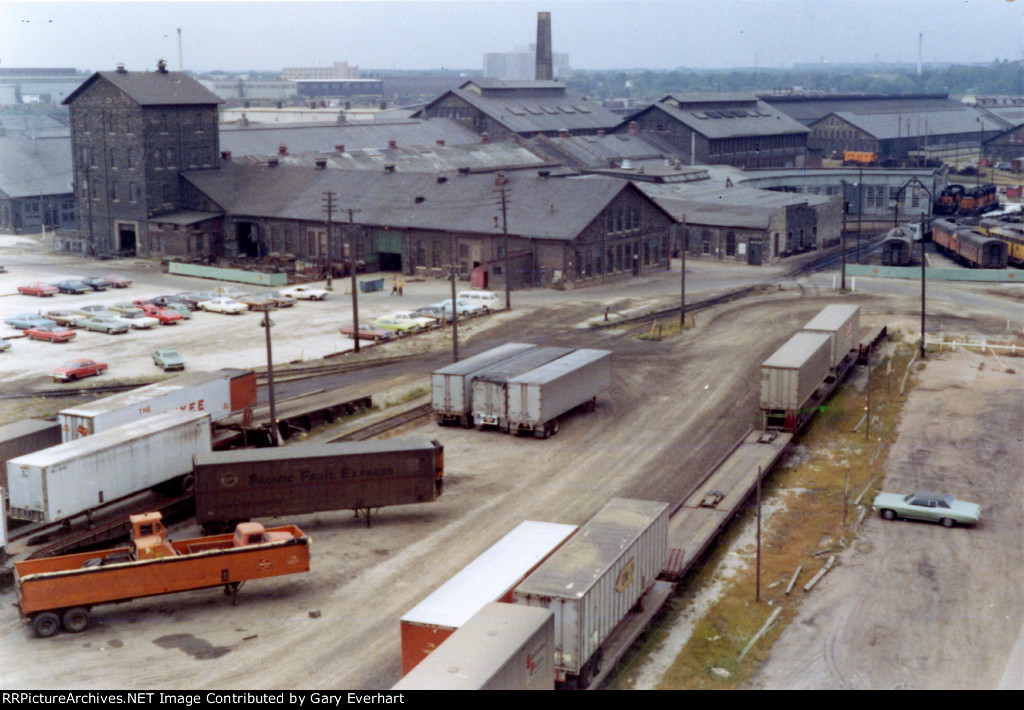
xmin=621 ymin=93 xmax=811 ymax=169
xmin=414 ymin=79 xmax=621 ymax=141
xmin=174 ymin=160 xmax=677 ymax=289
xmin=0 ymin=131 xmax=76 ymax=235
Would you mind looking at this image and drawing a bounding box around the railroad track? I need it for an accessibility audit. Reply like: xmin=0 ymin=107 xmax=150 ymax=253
xmin=330 ymin=403 xmax=434 ymax=442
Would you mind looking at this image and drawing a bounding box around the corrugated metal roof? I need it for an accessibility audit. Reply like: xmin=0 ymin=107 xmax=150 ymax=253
xmin=64 ymin=70 xmax=222 ymax=106
xmin=764 ymin=94 xmax=962 ymax=125
xmin=636 ymin=100 xmax=810 ymax=140
xmin=828 ymin=109 xmax=1003 ymax=140
xmin=528 ymin=132 xmax=668 ymax=170
xmin=220 ymin=118 xmax=481 ymax=157
xmin=636 ymin=180 xmax=829 ymax=229
xmin=272 ymin=141 xmax=553 ymax=173
xmin=0 ymin=133 xmax=72 ymax=197
xmin=182 ymin=162 xmax=651 ymax=241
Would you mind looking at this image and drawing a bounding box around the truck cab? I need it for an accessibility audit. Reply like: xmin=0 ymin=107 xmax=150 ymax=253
xmin=130 ymin=512 xmax=177 ymax=560
xmin=233 ymin=522 xmax=295 ymax=546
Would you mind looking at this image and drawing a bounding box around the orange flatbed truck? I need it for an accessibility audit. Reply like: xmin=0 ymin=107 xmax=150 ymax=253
xmin=14 ymin=512 xmax=311 ymax=637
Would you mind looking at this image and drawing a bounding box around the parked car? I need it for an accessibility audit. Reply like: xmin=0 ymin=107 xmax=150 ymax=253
xmin=5 ymin=314 xmax=58 ymax=330
xmin=43 ymin=310 xmax=87 ymax=328
xmin=114 ymin=311 xmax=160 ymax=329
xmin=152 ymin=349 xmax=186 ymax=371
xmin=281 ymin=285 xmax=328 ymax=301
xmin=372 ymin=316 xmax=421 ymax=335
xmin=80 ymin=316 xmax=129 ymax=334
xmin=216 ymin=286 xmax=249 ymax=299
xmin=172 ymin=293 xmax=206 ymax=310
xmin=257 ymin=291 xmax=296 ymax=308
xmin=25 ymin=323 xmax=77 ymax=343
xmin=104 ymin=274 xmax=132 ymax=288
xmin=149 ymin=294 xmax=191 ymax=309
xmin=52 ymin=280 xmax=89 ymax=295
xmin=80 ymin=276 xmax=111 ymax=291
xmin=72 ymin=305 xmax=115 ymax=317
xmin=0 ymin=336 xmax=10 ymax=351
xmin=388 ymin=311 xmax=437 ymax=331
xmin=163 ymin=302 xmax=193 ymax=319
xmin=431 ymin=298 xmax=487 ymax=319
xmin=17 ymin=282 xmax=59 ymax=297
xmin=339 ymin=323 xmax=396 ymax=342
xmin=200 ymin=297 xmax=248 ymax=315
xmin=872 ymin=491 xmax=981 ymax=528
xmin=237 ymin=294 xmax=276 ymax=310
xmin=138 ymin=303 xmax=184 ymax=324
xmin=50 ymin=358 xmax=107 ymax=382
xmin=457 ymin=290 xmax=502 ymax=312
xmin=415 ymin=305 xmax=450 ymax=324
xmin=108 ymin=302 xmax=144 ymax=314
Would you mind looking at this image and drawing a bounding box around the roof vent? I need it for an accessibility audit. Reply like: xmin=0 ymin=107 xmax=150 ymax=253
xmin=458 ymin=167 xmax=471 ymax=175
xmin=335 ymin=144 xmax=345 ymax=153
xmin=388 ymin=139 xmax=397 ymax=149
xmin=116 ymin=63 xmax=127 ymax=74
xmin=384 ymin=164 xmax=396 ymax=173
xmin=481 ymin=132 xmax=490 ymax=145
xmin=278 ymin=144 xmax=288 ymax=156
xmin=267 ymin=158 xmax=279 ymax=168
xmin=437 ymin=175 xmax=448 ymax=184
xmin=157 ymin=59 xmax=168 ymax=74
xmin=220 ymin=151 xmax=232 ymax=161
xmin=315 ymin=158 xmax=327 ymax=170
xmin=436 ymin=139 xmax=446 ymax=147
xmin=414 ymin=196 xmax=426 ymax=203
xmin=538 ymin=169 xmax=551 ymax=178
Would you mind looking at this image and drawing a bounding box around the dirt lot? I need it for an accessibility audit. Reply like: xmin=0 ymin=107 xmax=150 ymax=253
xmin=742 ymin=348 xmax=1024 ymax=690
xmin=0 ymin=235 xmax=1021 ymax=690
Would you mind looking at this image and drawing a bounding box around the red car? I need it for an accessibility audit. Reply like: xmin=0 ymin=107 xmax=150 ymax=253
xmin=339 ymin=323 xmax=396 ymax=342
xmin=18 ymin=282 xmax=59 ymax=297
xmin=104 ymin=274 xmax=133 ymax=288
xmin=50 ymin=358 xmax=107 ymax=382
xmin=138 ymin=303 xmax=184 ymax=325
xmin=25 ymin=323 xmax=77 ymax=343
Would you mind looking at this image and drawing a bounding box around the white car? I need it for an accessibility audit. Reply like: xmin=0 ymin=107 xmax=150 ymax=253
xmin=387 ymin=311 xmax=437 ymax=331
xmin=113 ymin=311 xmax=160 ymax=329
xmin=281 ymin=285 xmax=328 ymax=301
xmin=200 ymin=297 xmax=248 ymax=315
xmin=433 ymin=298 xmax=488 ymax=318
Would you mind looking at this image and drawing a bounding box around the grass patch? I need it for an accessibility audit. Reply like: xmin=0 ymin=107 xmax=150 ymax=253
xmin=635 ymin=315 xmax=696 ymax=341
xmin=609 ymin=341 xmax=920 ymax=690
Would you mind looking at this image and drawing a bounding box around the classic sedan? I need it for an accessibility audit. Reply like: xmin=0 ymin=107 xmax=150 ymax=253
xmin=52 ymin=280 xmax=89 ymax=294
xmin=73 ymin=305 xmax=115 ymax=317
xmin=43 ymin=310 xmax=88 ymax=327
xmin=433 ymin=298 xmax=488 ymax=317
xmin=872 ymin=491 xmax=981 ymax=528
xmin=281 ymin=285 xmax=328 ymax=301
xmin=50 ymin=358 xmax=107 ymax=382
xmin=17 ymin=282 xmax=59 ymax=297
xmin=388 ymin=311 xmax=437 ymax=331
xmin=5 ymin=313 xmax=58 ymax=330
xmin=108 ymin=302 xmax=144 ymax=314
xmin=415 ymin=306 xmax=450 ymax=324
xmin=372 ymin=316 xmax=421 ymax=335
xmin=80 ymin=316 xmax=129 ymax=334
xmin=138 ymin=303 xmax=184 ymax=324
xmin=104 ymin=274 xmax=132 ymax=288
xmin=115 ymin=311 xmax=160 ymax=329
xmin=200 ymin=297 xmax=248 ymax=315
xmin=340 ymin=322 xmax=396 ymax=342
xmin=237 ymin=294 xmax=276 ymax=310
xmin=80 ymin=276 xmax=111 ymax=291
xmin=25 ymin=323 xmax=77 ymax=343
xmin=257 ymin=291 xmax=296 ymax=308
xmin=152 ymin=349 xmax=186 ymax=371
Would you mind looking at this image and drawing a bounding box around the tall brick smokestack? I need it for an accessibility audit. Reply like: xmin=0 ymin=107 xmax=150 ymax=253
xmin=535 ymin=12 xmax=553 ymax=81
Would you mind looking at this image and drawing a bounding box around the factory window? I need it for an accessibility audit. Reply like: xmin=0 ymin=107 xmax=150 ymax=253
xmin=129 ymin=182 xmax=140 ymax=202
xmin=110 ymin=180 xmax=118 ymax=201
xmin=725 ymin=232 xmax=736 ymax=257
xmin=109 ymin=149 xmax=116 ymax=168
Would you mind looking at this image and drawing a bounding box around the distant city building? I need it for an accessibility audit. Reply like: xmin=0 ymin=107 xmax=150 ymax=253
xmin=282 ymin=62 xmax=360 ymax=81
xmin=0 ymin=67 xmax=87 ymax=106
xmin=483 ymin=45 xmax=571 ymax=80
xmin=294 ymin=79 xmax=384 ymax=101
xmin=198 ymin=78 xmax=296 ymax=101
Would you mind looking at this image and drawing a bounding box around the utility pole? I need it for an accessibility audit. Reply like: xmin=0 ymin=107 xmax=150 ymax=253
xmin=679 ymin=217 xmax=687 ymax=329
xmin=322 ymin=191 xmax=336 ymax=291
xmin=495 ymin=173 xmax=511 ymax=310
xmin=345 ymin=207 xmax=362 ymax=353
xmin=840 ymin=179 xmax=848 ymax=290
xmin=253 ymin=303 xmax=280 ymax=446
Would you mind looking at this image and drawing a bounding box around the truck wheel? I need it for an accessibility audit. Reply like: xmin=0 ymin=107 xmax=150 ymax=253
xmin=62 ymin=607 xmax=90 ymax=633
xmin=178 ymin=473 xmax=195 ymax=494
xmin=32 ymin=613 xmax=61 ymax=638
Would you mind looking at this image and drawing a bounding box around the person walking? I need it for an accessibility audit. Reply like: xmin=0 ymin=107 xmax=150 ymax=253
xmin=390 ymin=275 xmax=398 ymax=295
xmin=397 ymin=278 xmax=404 ymax=296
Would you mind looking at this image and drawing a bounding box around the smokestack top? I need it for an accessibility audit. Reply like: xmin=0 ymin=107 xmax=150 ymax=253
xmin=535 ymin=12 xmax=553 ymax=81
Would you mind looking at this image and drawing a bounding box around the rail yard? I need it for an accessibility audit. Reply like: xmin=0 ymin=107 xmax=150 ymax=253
xmin=0 ymin=237 xmax=1022 ymax=689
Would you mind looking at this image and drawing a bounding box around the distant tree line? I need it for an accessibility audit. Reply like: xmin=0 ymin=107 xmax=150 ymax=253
xmin=563 ymin=61 xmax=1024 ymax=100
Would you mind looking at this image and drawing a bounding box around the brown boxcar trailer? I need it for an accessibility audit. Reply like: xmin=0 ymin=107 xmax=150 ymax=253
xmin=193 ymin=438 xmax=444 ymax=533
xmin=14 ymin=512 xmax=310 ymax=637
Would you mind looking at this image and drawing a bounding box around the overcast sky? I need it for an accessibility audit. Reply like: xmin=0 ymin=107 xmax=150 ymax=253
xmin=2 ymin=0 xmax=1023 ymax=74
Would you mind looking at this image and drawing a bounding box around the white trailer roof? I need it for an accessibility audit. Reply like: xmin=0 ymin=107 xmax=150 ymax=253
xmin=762 ymin=331 xmax=832 ymax=370
xmin=431 ymin=343 xmax=536 ymax=377
xmin=401 ymin=521 xmax=577 ymax=628
xmin=9 ymin=410 xmax=210 ymax=466
xmin=802 ymin=304 xmax=860 ymax=333
xmin=506 ymin=348 xmax=611 ymax=386
xmin=58 ymin=371 xmax=231 ymax=417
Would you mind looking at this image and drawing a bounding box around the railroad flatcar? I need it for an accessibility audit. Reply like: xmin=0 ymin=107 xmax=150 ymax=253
xmin=880 ymin=226 xmax=915 ymax=266
xmin=931 ymin=219 xmax=1009 ymax=268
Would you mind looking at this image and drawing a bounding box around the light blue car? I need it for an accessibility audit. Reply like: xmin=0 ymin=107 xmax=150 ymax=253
xmin=872 ymin=491 xmax=981 ymax=528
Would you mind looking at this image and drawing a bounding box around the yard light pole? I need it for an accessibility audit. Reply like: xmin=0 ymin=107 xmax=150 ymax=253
xmin=900 ymin=177 xmax=933 ymax=359
xmin=253 ymin=303 xmax=280 ymax=446
xmin=839 ymin=179 xmax=848 ymax=290
xmin=679 ymin=216 xmax=687 ymax=330
xmin=856 ymin=165 xmax=863 ymax=263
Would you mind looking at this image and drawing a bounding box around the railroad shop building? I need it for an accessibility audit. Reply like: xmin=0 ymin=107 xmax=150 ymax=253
xmin=175 ymin=161 xmax=677 ymax=289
